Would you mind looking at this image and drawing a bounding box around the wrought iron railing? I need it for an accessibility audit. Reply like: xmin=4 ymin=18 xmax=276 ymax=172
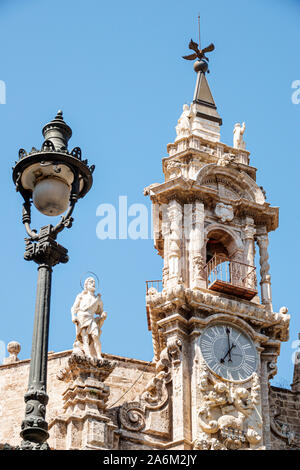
xmin=204 ymin=254 xmax=257 ymax=292
xmin=146 ymin=280 xmax=163 ymax=294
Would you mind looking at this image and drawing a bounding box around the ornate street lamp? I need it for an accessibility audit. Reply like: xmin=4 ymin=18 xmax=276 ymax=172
xmin=12 ymin=110 xmax=95 ymax=450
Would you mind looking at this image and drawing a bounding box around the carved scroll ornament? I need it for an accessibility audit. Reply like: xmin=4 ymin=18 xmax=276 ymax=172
xmin=119 ymin=339 xmax=182 ymax=432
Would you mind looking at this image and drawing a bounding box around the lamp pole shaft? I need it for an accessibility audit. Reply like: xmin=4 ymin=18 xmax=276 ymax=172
xmin=28 ymin=264 xmax=52 ymax=392
xmin=20 ymin=264 xmax=52 ymax=448
xmin=20 ymin=225 xmax=68 ymax=450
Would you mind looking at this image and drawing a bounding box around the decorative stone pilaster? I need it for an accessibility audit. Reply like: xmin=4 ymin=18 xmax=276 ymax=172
xmin=256 ymin=229 xmax=272 ymax=310
xmin=167 ymin=201 xmax=183 ymax=288
xmin=260 ymin=352 xmax=278 ymax=450
xmin=49 ymin=354 xmax=118 ymax=450
xmin=189 ymin=202 xmax=206 ymax=290
xmin=169 ymin=334 xmax=190 ymax=448
xmin=161 ymin=204 xmax=170 ymax=288
xmin=156 ymin=314 xmax=191 ymax=449
xmin=185 ymin=203 xmax=193 ymax=288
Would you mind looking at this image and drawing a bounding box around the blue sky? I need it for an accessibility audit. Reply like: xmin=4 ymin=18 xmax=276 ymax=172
xmin=0 ymin=0 xmax=299 ymax=387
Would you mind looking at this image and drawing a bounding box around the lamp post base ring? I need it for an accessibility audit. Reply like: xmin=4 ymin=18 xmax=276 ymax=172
xmin=19 ymin=438 xmax=50 ymax=451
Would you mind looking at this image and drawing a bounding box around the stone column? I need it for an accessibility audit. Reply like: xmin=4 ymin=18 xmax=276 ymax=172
xmin=243 ymin=218 xmax=257 ymax=290
xmin=256 ymin=228 xmax=272 ymax=310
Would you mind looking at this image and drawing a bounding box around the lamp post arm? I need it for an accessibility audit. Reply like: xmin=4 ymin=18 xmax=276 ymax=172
xmin=52 ymin=199 xmax=76 ymax=236
xmin=52 ymin=168 xmax=80 ymax=236
xmin=22 ymin=201 xmax=39 ymax=240
xmin=24 ymin=222 xmax=39 ymax=240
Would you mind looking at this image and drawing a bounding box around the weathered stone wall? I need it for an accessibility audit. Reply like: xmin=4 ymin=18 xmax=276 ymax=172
xmin=0 ymin=350 xmax=155 ymax=448
xmin=3 ymin=349 xmax=300 ymax=450
xmin=269 ymin=386 xmax=300 ymax=450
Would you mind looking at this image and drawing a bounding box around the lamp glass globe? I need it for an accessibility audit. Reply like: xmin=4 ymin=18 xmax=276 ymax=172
xmin=32 ymin=177 xmax=70 ymax=216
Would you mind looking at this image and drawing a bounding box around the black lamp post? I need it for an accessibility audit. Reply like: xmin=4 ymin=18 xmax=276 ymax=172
xmin=12 ymin=111 xmax=94 ymax=450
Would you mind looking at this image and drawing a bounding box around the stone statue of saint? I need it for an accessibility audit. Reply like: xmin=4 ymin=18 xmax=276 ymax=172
xmin=71 ymin=277 xmax=107 ymax=360
xmin=233 ymin=122 xmax=246 ymax=149
xmin=175 ymin=104 xmax=194 ymax=140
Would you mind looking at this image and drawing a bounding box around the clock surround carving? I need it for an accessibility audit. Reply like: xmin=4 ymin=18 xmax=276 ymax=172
xmin=195 ymin=359 xmax=263 ymax=450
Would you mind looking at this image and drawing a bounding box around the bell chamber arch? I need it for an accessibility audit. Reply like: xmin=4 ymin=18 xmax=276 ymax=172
xmin=194 ymin=164 xmax=266 ymax=205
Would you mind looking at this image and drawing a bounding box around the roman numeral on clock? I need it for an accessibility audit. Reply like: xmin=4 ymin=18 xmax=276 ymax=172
xmin=211 ymin=363 xmax=221 ymax=374
xmin=210 ymin=327 xmax=220 ymax=337
xmin=245 ymin=354 xmax=256 ymax=364
xmin=241 ymin=362 xmax=253 ymax=376
xmin=242 ymin=343 xmax=252 ymax=350
xmin=203 ymin=351 xmax=214 ymax=360
xmin=201 ymin=339 xmax=212 ymax=349
xmin=225 ymin=369 xmax=233 ymax=381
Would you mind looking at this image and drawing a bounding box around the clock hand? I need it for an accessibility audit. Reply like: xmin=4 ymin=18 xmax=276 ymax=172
xmin=221 ymin=327 xmax=234 ymax=363
xmin=220 ymin=343 xmax=236 ymax=363
xmin=226 ymin=327 xmax=232 ymax=362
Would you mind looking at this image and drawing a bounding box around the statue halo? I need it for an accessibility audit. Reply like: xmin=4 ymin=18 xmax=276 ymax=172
xmin=80 ymin=271 xmax=100 ymax=291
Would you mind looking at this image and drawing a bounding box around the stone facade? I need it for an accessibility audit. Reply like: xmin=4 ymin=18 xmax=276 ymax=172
xmin=269 ymin=387 xmax=300 ymax=449
xmin=1 ymin=351 xmax=300 ymax=450
xmin=0 ymin=351 xmax=155 ymax=449
xmin=0 ymin=55 xmax=298 ymax=451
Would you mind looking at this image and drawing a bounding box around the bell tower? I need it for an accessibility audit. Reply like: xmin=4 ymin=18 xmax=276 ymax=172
xmin=144 ymin=41 xmax=290 ymax=450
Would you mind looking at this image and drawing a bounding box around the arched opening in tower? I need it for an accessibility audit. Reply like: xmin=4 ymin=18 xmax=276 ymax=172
xmin=205 ymin=229 xmax=257 ymax=301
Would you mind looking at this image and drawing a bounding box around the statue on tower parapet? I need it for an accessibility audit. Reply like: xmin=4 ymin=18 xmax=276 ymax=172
xmin=175 ymin=104 xmax=195 ymax=140
xmin=71 ymin=277 xmax=107 ymax=360
xmin=233 ymin=122 xmax=246 ymax=149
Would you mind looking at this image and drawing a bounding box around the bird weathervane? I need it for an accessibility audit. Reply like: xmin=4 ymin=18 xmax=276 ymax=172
xmin=182 ymin=39 xmax=215 ymax=63
xmin=182 ymin=15 xmax=215 ymax=73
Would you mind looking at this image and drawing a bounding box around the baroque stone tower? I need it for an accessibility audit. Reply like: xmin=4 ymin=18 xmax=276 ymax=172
xmin=0 ymin=42 xmax=295 ymax=452
xmin=144 ymin=50 xmax=290 ymax=450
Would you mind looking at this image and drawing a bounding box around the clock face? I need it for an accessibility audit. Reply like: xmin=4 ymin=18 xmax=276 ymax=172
xmin=199 ymin=323 xmax=258 ymax=382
